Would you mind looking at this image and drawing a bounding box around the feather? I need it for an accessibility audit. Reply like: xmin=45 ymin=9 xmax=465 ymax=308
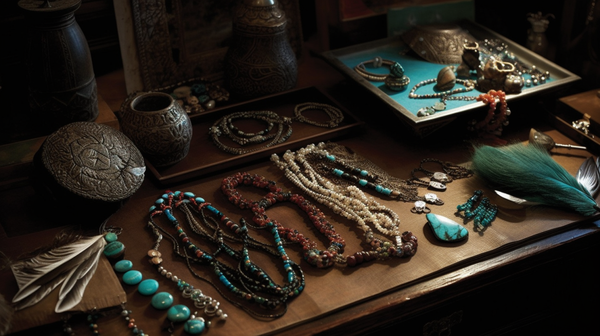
xmin=55 ymin=239 xmax=105 ymax=313
xmin=576 ymin=157 xmax=600 ymax=197
xmin=11 ymin=234 xmax=106 ymax=311
xmin=471 ymin=143 xmax=599 ymax=216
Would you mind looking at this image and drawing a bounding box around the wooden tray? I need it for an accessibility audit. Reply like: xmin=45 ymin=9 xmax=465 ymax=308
xmin=145 ymin=86 xmax=365 ymax=186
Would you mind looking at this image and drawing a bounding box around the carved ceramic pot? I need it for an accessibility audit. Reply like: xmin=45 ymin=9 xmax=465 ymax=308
xmin=224 ymin=0 xmax=298 ymax=99
xmin=119 ymin=92 xmax=193 ymax=167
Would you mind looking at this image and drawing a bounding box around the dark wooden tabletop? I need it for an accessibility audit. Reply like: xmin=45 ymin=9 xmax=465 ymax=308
xmin=2 ymin=50 xmax=599 ymax=336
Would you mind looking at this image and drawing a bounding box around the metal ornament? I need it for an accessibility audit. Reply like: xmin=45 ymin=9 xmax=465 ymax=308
xmin=428 ymin=181 xmax=447 ymax=190
xmin=431 ymin=172 xmax=451 ymax=183
xmin=411 ymin=200 xmax=431 ymax=214
xmin=424 ymin=193 xmax=444 ymax=205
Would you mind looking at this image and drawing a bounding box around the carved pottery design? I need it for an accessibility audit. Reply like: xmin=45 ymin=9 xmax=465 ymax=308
xmin=19 ymin=0 xmax=98 ymax=129
xmin=402 ymin=24 xmax=475 ymax=65
xmin=28 ymin=79 xmax=98 ymax=124
xmin=224 ymin=0 xmax=298 ymax=98
xmin=41 ymin=122 xmax=146 ymax=202
xmin=119 ymin=92 xmax=193 ymax=167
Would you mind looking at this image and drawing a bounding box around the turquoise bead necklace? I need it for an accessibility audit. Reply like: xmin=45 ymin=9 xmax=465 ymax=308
xmin=104 ymin=226 xmax=209 ymax=335
xmin=145 ymin=223 xmax=227 ymax=322
xmin=307 ymin=142 xmax=424 ymax=203
xmin=176 ymin=196 xmax=305 ymax=300
xmin=149 ymin=191 xmax=304 ymax=319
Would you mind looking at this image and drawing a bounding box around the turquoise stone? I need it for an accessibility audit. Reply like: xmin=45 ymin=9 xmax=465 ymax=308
xmin=184 ymin=318 xmax=206 ymax=334
xmin=103 ymin=241 xmax=125 ymax=258
xmin=151 ymin=292 xmax=174 ymax=310
xmin=426 ymin=213 xmax=469 ymax=242
xmin=104 ymin=232 xmax=118 ymax=243
xmin=114 ymin=260 xmax=133 ymax=273
xmin=138 ymin=279 xmax=159 ymax=296
xmin=167 ymin=304 xmax=191 ymax=322
xmin=122 ymin=270 xmax=143 ymax=285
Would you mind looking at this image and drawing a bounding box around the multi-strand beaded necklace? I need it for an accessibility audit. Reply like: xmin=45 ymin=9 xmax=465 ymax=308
xmin=271 ymin=143 xmax=418 ymax=265
xmin=221 ymin=172 xmax=349 ymax=268
xmin=149 ymin=191 xmax=304 ymax=318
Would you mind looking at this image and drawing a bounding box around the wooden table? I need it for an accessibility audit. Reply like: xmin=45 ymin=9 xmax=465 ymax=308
xmin=2 ymin=52 xmax=599 ymax=336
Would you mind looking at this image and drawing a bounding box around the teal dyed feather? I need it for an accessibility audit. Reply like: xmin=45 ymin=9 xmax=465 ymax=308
xmin=471 ymin=143 xmax=599 ymax=216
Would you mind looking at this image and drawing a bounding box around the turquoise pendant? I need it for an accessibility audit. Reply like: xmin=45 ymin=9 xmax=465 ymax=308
xmin=426 ymin=213 xmax=468 ymax=242
xmin=184 ymin=318 xmax=206 ymax=334
xmin=167 ymin=304 xmax=191 ymax=322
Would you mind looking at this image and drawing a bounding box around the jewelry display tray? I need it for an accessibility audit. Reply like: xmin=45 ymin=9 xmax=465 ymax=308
xmin=145 ymin=86 xmax=365 ymax=186
xmin=320 ymin=20 xmax=580 ymax=137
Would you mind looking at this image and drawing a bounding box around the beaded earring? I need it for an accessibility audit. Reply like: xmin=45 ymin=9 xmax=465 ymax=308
xmin=456 ymin=190 xmax=483 ymax=218
xmin=456 ymin=190 xmax=498 ymax=231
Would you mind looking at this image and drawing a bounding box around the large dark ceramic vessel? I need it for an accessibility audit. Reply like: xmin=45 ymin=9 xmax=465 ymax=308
xmin=224 ymin=0 xmax=298 ymax=99
xmin=119 ymin=92 xmax=193 ymax=167
xmin=19 ymin=0 xmax=98 ymax=130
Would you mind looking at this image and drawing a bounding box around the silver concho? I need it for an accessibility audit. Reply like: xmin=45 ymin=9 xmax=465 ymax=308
xmin=432 ymin=172 xmax=451 ymax=183
xmin=428 ymin=181 xmax=447 ymax=190
xmin=424 ymin=193 xmax=444 ymax=205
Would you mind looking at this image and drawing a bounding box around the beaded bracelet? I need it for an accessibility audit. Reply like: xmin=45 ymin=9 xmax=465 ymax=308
xmin=293 ymin=102 xmax=344 ymax=128
xmin=467 ymin=90 xmax=511 ymax=139
xmin=209 ymin=111 xmax=293 ymax=155
xmin=354 ymin=56 xmax=398 ymax=81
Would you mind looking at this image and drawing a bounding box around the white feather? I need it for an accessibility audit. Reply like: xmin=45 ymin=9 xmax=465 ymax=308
xmin=11 ymin=234 xmax=106 ymax=311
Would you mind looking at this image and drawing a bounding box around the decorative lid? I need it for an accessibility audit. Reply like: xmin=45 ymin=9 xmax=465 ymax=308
xmin=233 ymin=0 xmax=286 ymax=31
xmin=41 ymin=122 xmax=146 ymax=202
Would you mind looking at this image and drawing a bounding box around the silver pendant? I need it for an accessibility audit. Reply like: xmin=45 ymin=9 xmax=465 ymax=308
xmin=429 ymin=181 xmax=446 ymax=190
xmin=424 ymin=193 xmax=444 ymax=205
xmin=432 ymin=172 xmax=451 ymax=183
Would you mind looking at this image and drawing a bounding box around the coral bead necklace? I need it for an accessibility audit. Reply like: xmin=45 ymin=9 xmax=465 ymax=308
xmin=221 ymin=172 xmax=346 ymax=268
